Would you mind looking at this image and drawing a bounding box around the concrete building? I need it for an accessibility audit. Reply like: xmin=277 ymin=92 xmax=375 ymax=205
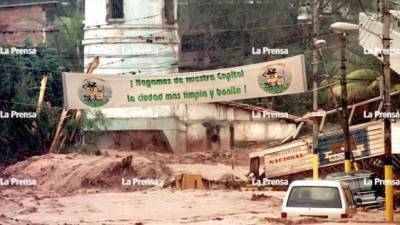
xmin=83 ymin=0 xmax=298 ymax=153
xmin=83 ymin=0 xmax=179 ymax=75
xmin=0 ymin=1 xmax=58 ymax=46
xmin=92 ymin=102 xmax=299 ymax=153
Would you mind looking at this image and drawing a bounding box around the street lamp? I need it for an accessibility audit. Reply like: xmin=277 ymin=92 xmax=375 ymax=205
xmin=330 ymin=22 xmax=359 ymax=174
xmin=297 ymin=5 xmax=312 ymax=21
xmin=311 ymin=38 xmax=326 ymax=180
xmin=330 ymin=22 xmax=359 ymax=33
xmin=314 ymin=39 xmax=327 ymax=48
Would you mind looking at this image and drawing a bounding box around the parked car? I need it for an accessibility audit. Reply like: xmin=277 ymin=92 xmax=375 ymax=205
xmin=325 ymin=170 xmax=385 ymax=209
xmin=281 ymin=180 xmax=357 ymax=220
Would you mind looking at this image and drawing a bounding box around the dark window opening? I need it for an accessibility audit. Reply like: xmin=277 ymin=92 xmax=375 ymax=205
xmin=164 ymin=0 xmax=175 ymax=25
xmin=109 ymin=0 xmax=124 ymax=19
xmin=181 ymin=34 xmax=205 ymax=52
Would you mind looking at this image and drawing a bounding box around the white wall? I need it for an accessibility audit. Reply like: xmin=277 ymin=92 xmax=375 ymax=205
xmin=359 ymin=13 xmax=400 ymax=74
xmin=234 ymin=121 xmax=296 ymax=142
xmin=84 ymin=0 xmax=108 ymax=26
xmin=83 ymin=0 xmax=179 ymax=119
xmin=83 ymin=0 xmax=179 ymax=76
xmin=183 ymin=103 xmax=297 ymax=146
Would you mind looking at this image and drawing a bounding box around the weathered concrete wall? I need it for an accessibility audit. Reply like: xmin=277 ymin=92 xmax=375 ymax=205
xmin=0 ymin=6 xmax=46 ymax=45
xmin=178 ymin=104 xmax=295 ymax=152
xmin=219 ymin=124 xmax=232 ymax=151
xmin=84 ymin=0 xmax=184 ymax=152
xmin=233 ymin=121 xmax=296 ymax=142
xmin=184 ymin=104 xmax=227 ymax=120
xmin=93 ymin=130 xmax=173 ymax=152
xmin=177 ymin=104 xmax=251 ymax=121
xmin=87 ymin=103 xmax=297 ymax=153
xmin=186 ymin=123 xmax=208 ymax=151
xmin=83 ymin=0 xmax=179 ymax=119
xmin=83 ymin=0 xmax=179 ymax=75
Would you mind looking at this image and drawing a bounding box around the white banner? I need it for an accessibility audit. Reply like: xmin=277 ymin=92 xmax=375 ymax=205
xmin=393 ymin=120 xmax=400 ymax=154
xmin=62 ymin=55 xmax=307 ymax=109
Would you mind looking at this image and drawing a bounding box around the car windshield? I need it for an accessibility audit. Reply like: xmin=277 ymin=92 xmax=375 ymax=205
xmin=287 ymin=186 xmax=342 ymax=208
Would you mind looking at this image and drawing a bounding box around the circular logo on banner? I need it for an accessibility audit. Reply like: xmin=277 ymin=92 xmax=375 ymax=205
xmin=79 ymin=78 xmax=112 ymax=108
xmin=258 ymin=63 xmax=292 ymax=94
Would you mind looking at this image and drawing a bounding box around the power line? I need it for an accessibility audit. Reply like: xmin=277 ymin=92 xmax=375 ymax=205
xmin=358 ymin=8 xmax=382 ymax=44
xmin=306 ymin=80 xmax=340 ymax=93
xmin=0 ymin=27 xmax=352 ymax=73
xmin=0 ymin=99 xmax=63 ymax=111
xmin=0 ymin=29 xmax=59 ymax=34
xmin=358 ymin=0 xmax=381 ymax=21
xmin=0 ymin=22 xmax=306 ymax=38
xmin=0 ymin=39 xmax=341 ymax=73
xmin=0 ymin=64 xmax=63 ymax=74
xmin=111 ymin=45 xmax=344 ymax=75
xmin=40 ymin=31 xmax=326 ymax=60
xmin=183 ymin=23 xmax=306 ymax=34
xmin=83 ymin=14 xmax=162 ymax=29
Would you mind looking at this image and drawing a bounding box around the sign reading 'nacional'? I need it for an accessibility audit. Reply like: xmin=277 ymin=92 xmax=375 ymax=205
xmin=258 ymin=121 xmax=384 ymax=178
xmin=62 ymin=55 xmax=307 ymax=109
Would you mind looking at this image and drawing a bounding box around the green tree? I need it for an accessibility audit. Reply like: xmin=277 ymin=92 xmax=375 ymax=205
xmin=0 ymin=40 xmax=64 ymax=167
xmin=0 ymin=1 xmax=85 ymax=166
xmin=50 ymin=10 xmax=84 ymax=71
xmin=179 ymin=0 xmax=309 ymax=114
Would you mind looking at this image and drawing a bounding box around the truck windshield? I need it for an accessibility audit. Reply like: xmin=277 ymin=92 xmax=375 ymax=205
xmin=287 ymin=186 xmax=342 ymax=208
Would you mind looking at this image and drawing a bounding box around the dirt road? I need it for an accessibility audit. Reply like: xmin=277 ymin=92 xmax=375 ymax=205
xmin=0 ymin=152 xmax=398 ymax=225
xmin=1 ymin=190 xmax=398 ymax=225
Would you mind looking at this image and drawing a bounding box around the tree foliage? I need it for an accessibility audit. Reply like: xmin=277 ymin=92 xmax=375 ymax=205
xmin=179 ymin=0 xmax=309 ymax=114
xmin=0 ymin=1 xmax=84 ymax=167
xmin=50 ymin=10 xmax=84 ymax=71
xmin=0 ymin=40 xmax=64 ymax=167
xmin=179 ymin=0 xmax=399 ymax=115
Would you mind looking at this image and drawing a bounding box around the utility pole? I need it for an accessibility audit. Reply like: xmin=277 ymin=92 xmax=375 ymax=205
xmin=312 ymin=0 xmax=320 ymax=180
xmin=382 ymin=0 xmax=393 ymax=221
xmin=330 ymin=21 xmax=359 ymax=173
xmin=36 ymin=75 xmax=48 ymax=114
xmin=339 ymin=32 xmax=351 ymax=174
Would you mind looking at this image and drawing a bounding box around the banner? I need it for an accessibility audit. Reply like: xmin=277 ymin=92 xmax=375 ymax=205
xmin=393 ymin=120 xmax=400 ymax=154
xmin=318 ymin=128 xmax=372 ymax=166
xmin=62 ymin=55 xmax=307 ymax=109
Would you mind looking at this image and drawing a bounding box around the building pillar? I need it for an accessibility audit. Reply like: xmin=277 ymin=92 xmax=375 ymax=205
xmin=163 ymin=129 xmax=187 ymax=154
xmin=219 ymin=123 xmax=231 ymax=152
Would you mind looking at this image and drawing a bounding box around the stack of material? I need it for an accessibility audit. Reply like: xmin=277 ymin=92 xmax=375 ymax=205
xmin=175 ymin=174 xmax=206 ymax=190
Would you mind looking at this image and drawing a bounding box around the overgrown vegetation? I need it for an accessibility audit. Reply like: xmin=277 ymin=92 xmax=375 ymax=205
xmin=0 ymin=1 xmax=85 ymax=167
xmin=59 ymin=110 xmax=108 ymax=155
xmin=179 ymin=0 xmax=400 ymax=115
xmin=0 ymin=41 xmax=64 ymax=166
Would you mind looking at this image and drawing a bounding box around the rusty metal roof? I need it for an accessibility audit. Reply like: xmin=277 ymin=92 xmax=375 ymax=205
xmin=0 ymin=1 xmax=58 ymax=9
xmin=216 ymin=101 xmax=301 ymax=122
